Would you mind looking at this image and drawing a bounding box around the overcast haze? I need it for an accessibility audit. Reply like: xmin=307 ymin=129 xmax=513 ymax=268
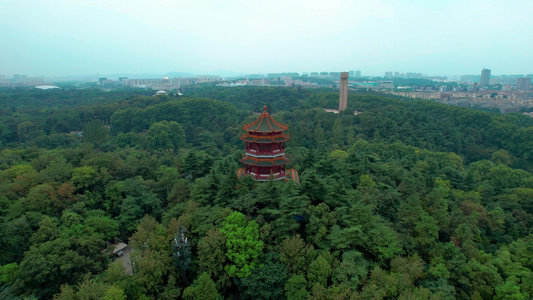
xmin=1 ymin=0 xmax=532 ymax=77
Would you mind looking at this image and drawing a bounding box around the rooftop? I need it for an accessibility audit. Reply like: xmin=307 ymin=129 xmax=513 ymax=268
xmin=240 ymin=155 xmax=290 ymax=166
xmin=243 ymin=106 xmax=288 ymax=133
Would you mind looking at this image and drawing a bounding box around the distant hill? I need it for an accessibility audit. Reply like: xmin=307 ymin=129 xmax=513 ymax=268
xmin=164 ymin=71 xmax=197 ymax=78
xmin=98 ymin=71 xmax=197 ymax=79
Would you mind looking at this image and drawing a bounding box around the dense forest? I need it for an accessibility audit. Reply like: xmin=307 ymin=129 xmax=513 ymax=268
xmin=0 ymin=86 xmax=532 ymax=299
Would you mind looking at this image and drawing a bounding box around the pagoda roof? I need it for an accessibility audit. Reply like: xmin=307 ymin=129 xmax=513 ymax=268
xmin=241 ymin=132 xmax=289 ymax=143
xmin=240 ymin=155 xmax=290 ymax=166
xmin=285 ymin=169 xmax=300 ymax=183
xmin=243 ymin=106 xmax=288 ymax=133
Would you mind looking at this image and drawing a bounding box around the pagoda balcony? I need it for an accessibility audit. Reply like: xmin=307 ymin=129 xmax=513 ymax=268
xmin=248 ymin=171 xmax=286 ymax=181
xmin=246 ymin=149 xmax=285 ymax=156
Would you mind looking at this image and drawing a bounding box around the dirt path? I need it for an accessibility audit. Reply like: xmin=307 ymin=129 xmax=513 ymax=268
xmin=114 ymin=246 xmax=134 ymax=275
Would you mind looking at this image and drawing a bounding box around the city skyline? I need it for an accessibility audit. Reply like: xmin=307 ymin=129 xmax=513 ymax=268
xmin=3 ymin=68 xmax=532 ymax=81
xmin=1 ymin=0 xmax=532 ymax=77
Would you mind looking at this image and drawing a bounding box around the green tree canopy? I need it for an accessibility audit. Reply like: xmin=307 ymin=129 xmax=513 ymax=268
xmin=220 ymin=211 xmax=264 ymax=278
xmin=146 ymin=120 xmax=186 ymax=151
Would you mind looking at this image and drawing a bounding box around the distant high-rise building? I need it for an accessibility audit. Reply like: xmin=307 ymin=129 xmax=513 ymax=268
xmin=355 ymin=70 xmax=361 ymax=77
xmin=394 ymin=71 xmax=399 ymax=77
xmin=406 ymin=72 xmax=423 ymax=79
xmin=516 ymin=78 xmax=531 ymax=90
xmin=348 ymin=70 xmax=355 ymax=77
xmin=480 ymin=68 xmax=491 ymax=86
xmin=384 ymin=72 xmax=393 ymax=78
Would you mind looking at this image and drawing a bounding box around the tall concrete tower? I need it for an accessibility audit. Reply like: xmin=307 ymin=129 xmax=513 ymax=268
xmin=339 ymin=72 xmax=349 ymax=111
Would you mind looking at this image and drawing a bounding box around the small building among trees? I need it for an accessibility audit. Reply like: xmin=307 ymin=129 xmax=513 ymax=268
xmin=238 ymin=106 xmax=299 ymax=182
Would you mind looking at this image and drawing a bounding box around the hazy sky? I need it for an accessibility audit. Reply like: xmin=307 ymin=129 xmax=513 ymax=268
xmin=1 ymin=0 xmax=532 ymax=77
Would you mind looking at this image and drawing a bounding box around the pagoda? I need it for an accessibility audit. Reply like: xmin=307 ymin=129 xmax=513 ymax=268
xmin=237 ymin=106 xmax=299 ymax=182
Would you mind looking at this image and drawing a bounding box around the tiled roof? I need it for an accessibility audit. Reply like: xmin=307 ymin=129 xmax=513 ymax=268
xmin=240 ymin=155 xmax=290 ymax=166
xmin=240 ymin=132 xmax=289 ymax=143
xmin=285 ymin=168 xmax=300 ymax=183
xmin=242 ymin=106 xmax=288 ymax=133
